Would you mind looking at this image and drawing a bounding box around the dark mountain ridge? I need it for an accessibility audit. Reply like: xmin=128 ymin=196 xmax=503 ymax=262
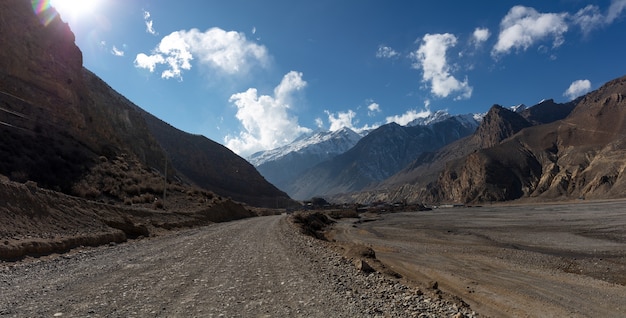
xmin=287 ymin=116 xmax=478 ymax=200
xmin=427 ymin=76 xmax=626 ymax=203
xmin=251 ymin=127 xmax=363 ymax=194
xmin=333 ymin=98 xmax=579 ymax=204
xmin=0 ymin=0 xmax=292 ymax=208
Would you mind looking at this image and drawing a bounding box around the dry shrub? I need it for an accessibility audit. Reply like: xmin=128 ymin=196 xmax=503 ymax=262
xmin=71 ymin=182 xmax=101 ymax=199
xmin=292 ymin=212 xmax=334 ymax=240
xmin=328 ymin=209 xmax=359 ymax=219
xmin=153 ymin=200 xmax=164 ymax=209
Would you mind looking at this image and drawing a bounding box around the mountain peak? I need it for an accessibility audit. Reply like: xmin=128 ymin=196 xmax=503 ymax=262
xmin=248 ymin=127 xmax=362 ymax=167
xmin=407 ymin=110 xmax=451 ymax=126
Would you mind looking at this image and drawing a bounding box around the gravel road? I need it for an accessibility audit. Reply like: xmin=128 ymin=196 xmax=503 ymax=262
xmin=0 ymin=215 xmax=475 ymax=317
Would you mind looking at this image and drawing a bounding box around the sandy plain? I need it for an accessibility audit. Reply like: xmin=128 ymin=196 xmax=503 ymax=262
xmin=329 ymin=200 xmax=626 ymax=317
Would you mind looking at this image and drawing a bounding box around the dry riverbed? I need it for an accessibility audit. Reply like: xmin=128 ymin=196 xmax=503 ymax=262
xmin=328 ymin=200 xmax=626 ymax=317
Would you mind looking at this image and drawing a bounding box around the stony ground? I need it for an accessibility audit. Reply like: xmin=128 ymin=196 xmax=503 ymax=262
xmin=0 ymin=215 xmax=476 ymax=317
xmin=329 ymin=201 xmax=626 ymax=317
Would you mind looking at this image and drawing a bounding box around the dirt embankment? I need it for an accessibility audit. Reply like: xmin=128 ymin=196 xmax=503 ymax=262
xmin=0 ymin=179 xmax=254 ymax=260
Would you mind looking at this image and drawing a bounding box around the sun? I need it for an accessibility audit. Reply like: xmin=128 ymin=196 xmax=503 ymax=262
xmin=49 ymin=0 xmax=102 ymax=22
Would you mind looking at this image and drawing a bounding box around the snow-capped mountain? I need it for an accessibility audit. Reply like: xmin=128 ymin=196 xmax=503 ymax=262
xmin=510 ymin=104 xmax=528 ymax=113
xmin=406 ymin=110 xmax=451 ymax=126
xmin=248 ymin=127 xmax=365 ymax=193
xmin=251 ymin=111 xmax=484 ymax=199
xmin=248 ymin=127 xmax=364 ymax=167
xmin=407 ymin=110 xmax=483 ymax=128
xmin=285 ymin=114 xmax=480 ymax=200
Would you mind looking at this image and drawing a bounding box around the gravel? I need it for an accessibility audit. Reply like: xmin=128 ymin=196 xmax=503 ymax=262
xmin=0 ymin=215 xmax=476 ymax=317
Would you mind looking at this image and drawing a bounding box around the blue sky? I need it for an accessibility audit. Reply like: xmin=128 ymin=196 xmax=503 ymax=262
xmin=49 ymin=0 xmax=626 ymax=157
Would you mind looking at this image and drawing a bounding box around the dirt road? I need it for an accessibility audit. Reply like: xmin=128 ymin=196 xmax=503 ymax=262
xmin=330 ymin=201 xmax=626 ymax=317
xmin=0 ymin=215 xmax=474 ymax=317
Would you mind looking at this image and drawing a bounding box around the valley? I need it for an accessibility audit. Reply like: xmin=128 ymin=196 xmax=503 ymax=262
xmin=329 ymin=200 xmax=626 ymax=317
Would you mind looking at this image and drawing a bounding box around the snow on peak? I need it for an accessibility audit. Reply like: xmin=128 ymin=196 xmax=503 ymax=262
xmin=406 ymin=110 xmax=451 ymax=126
xmin=247 ymin=127 xmax=363 ymax=166
xmin=509 ymin=104 xmax=527 ymax=113
xmin=406 ymin=109 xmax=482 ymax=129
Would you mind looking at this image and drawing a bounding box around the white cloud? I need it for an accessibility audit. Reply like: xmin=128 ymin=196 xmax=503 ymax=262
xmin=572 ymin=5 xmax=604 ymax=34
xmin=385 ymin=108 xmax=432 ymax=126
xmin=143 ymin=10 xmax=157 ymax=35
xmin=472 ymin=27 xmax=491 ymax=45
xmin=563 ymin=79 xmax=592 ymax=100
xmin=376 ymin=45 xmax=399 ymax=59
xmin=315 ymin=117 xmax=324 ymax=128
xmin=225 ymin=71 xmax=311 ymax=156
xmin=412 ymin=33 xmax=473 ymax=100
xmin=573 ymin=0 xmax=626 ymax=34
xmin=135 ymin=53 xmax=165 ymax=72
xmin=367 ymin=102 xmax=381 ymax=116
xmin=111 ymin=45 xmax=125 ymax=57
xmin=134 ymin=27 xmax=269 ymax=80
xmin=323 ymin=110 xmax=378 ymax=133
xmin=492 ymin=6 xmax=568 ymax=56
xmin=607 ymin=0 xmax=626 ymax=23
xmin=326 ymin=110 xmax=356 ymax=132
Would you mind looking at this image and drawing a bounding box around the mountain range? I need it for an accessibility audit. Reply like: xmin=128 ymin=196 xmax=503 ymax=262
xmin=249 ymin=127 xmax=365 ymax=194
xmin=251 ymin=113 xmax=480 ymax=200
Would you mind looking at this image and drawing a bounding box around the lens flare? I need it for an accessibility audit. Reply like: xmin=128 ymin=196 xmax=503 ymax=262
xmin=31 ymin=0 xmax=58 ymax=26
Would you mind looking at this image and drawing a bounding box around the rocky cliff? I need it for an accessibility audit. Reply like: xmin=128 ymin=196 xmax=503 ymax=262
xmin=334 ymin=99 xmax=578 ymax=204
xmin=433 ymin=76 xmax=626 ymax=203
xmin=0 ymin=0 xmax=293 ymax=208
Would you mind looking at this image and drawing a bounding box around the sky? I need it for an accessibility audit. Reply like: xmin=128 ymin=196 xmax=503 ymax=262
xmin=47 ymin=0 xmax=626 ymax=157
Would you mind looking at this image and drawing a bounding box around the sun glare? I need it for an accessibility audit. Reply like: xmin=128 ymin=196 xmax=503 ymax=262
xmin=49 ymin=0 xmax=102 ymax=22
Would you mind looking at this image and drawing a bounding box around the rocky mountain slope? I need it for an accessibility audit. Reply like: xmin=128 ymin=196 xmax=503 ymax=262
xmin=0 ymin=0 xmax=292 ymax=208
xmin=428 ymin=78 xmax=626 ymax=203
xmin=335 ymin=99 xmax=578 ymax=204
xmin=139 ymin=110 xmax=293 ymax=208
xmin=286 ymin=115 xmax=479 ymax=200
xmin=249 ymin=127 xmax=363 ymax=193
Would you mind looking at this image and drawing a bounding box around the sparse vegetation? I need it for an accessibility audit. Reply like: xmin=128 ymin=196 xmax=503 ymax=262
xmin=291 ymin=211 xmax=335 ymax=240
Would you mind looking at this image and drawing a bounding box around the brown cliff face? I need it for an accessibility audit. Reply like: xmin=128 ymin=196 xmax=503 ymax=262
xmin=434 ymin=75 xmax=626 ymax=203
xmin=475 ymin=105 xmax=532 ymax=149
xmin=0 ymin=0 xmax=83 ymax=122
xmin=332 ymin=98 xmax=579 ymax=205
xmin=0 ymin=0 xmax=294 ymax=208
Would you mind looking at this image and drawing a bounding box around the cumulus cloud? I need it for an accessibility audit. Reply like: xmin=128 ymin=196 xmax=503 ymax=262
xmin=367 ymin=102 xmax=381 ymax=116
xmin=134 ymin=27 xmax=269 ymax=80
xmin=376 ymin=45 xmax=399 ymax=59
xmin=323 ymin=110 xmax=378 ymax=133
xmin=492 ymin=6 xmax=568 ymax=56
xmin=385 ymin=108 xmax=432 ymax=126
xmin=111 ymin=45 xmax=125 ymax=57
xmin=411 ymin=33 xmax=472 ymax=100
xmin=326 ymin=110 xmax=356 ymax=132
xmin=563 ymin=79 xmax=592 ymax=100
xmin=143 ymin=10 xmax=157 ymax=35
xmin=225 ymin=71 xmax=311 ymax=156
xmin=472 ymin=27 xmax=491 ymax=45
